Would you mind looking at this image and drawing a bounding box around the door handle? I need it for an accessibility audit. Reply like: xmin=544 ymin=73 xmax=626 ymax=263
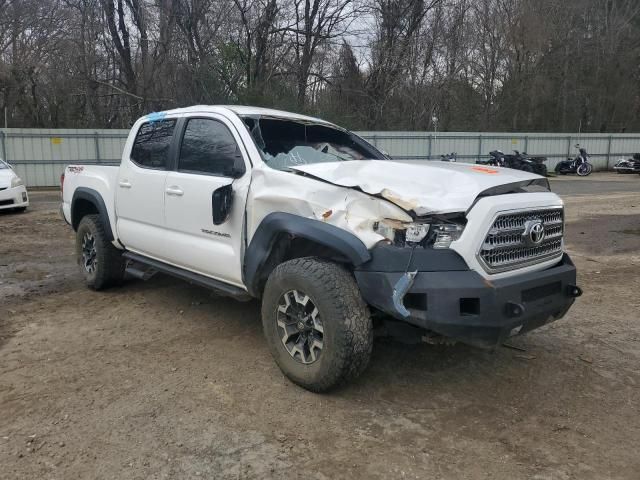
xmin=165 ymin=186 xmax=184 ymax=196
xmin=118 ymin=180 xmax=132 ymax=188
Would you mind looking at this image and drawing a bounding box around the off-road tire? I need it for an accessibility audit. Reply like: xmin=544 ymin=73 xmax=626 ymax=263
xmin=75 ymin=214 xmax=125 ymax=290
xmin=520 ymin=164 xmax=534 ymax=173
xmin=261 ymin=257 xmax=373 ymax=392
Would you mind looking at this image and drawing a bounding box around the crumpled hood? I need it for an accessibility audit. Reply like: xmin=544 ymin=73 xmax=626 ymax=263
xmin=0 ymin=169 xmax=15 ymax=189
xmin=290 ymin=160 xmax=546 ymax=215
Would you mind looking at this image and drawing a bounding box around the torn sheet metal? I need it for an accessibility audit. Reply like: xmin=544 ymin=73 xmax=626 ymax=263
xmin=290 ymin=160 xmax=543 ymax=215
xmin=247 ymin=165 xmax=412 ymax=249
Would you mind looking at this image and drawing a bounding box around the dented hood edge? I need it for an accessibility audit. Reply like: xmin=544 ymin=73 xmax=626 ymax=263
xmin=290 ymin=160 xmax=549 ymax=216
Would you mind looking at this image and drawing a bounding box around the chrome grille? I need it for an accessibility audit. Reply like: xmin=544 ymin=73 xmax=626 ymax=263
xmin=479 ymin=208 xmax=564 ymax=273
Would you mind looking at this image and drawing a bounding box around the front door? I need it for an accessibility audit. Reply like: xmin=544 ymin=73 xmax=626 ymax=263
xmin=163 ymin=116 xmax=250 ymax=287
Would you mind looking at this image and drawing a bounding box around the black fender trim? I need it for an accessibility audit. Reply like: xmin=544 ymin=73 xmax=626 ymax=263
xmin=243 ymin=212 xmax=371 ymax=296
xmin=71 ymin=187 xmax=114 ymax=241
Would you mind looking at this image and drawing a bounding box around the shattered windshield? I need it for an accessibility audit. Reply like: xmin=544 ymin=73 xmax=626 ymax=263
xmin=242 ymin=117 xmax=385 ymax=170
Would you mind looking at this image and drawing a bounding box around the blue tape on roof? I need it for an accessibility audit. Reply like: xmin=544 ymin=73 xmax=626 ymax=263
xmin=147 ymin=112 xmax=167 ymax=122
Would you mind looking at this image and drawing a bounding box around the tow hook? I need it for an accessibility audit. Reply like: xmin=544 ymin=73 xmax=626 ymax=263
xmin=392 ymin=271 xmax=418 ymax=319
xmin=506 ymin=301 xmax=525 ymax=318
xmin=567 ymin=284 xmax=583 ymax=298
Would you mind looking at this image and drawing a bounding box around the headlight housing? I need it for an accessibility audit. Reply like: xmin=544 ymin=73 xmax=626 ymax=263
xmin=374 ymin=217 xmax=465 ymax=249
xmin=11 ymin=175 xmax=24 ymax=188
xmin=430 ymin=223 xmax=464 ymax=248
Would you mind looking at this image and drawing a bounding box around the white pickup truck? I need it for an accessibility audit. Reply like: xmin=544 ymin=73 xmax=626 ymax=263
xmin=61 ymin=106 xmax=581 ymax=391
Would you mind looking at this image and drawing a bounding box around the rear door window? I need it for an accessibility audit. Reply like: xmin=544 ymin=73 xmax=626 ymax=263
xmin=130 ymin=119 xmax=176 ymax=169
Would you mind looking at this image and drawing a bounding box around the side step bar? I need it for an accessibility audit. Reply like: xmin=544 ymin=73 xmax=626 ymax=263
xmin=123 ymin=252 xmax=252 ymax=301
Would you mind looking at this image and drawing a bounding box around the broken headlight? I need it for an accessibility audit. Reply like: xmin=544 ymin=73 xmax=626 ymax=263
xmin=374 ymin=218 xmax=465 ymax=249
xmin=430 ymin=223 xmax=464 ymax=249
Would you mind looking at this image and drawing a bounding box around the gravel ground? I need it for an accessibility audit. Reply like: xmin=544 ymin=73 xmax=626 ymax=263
xmin=1 ymin=173 xmax=639 ymax=479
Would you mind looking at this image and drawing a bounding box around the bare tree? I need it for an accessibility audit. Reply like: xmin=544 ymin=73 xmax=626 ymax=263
xmin=1 ymin=0 xmax=639 ymax=132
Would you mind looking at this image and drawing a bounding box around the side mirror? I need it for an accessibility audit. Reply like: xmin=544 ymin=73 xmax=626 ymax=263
xmin=212 ymin=184 xmax=233 ymax=225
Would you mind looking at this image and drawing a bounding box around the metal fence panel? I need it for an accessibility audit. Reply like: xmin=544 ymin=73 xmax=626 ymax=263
xmin=2 ymin=128 xmax=640 ymax=187
xmin=1 ymin=129 xmax=128 ymax=187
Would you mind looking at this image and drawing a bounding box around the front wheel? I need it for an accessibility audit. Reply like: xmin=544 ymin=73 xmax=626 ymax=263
xmin=261 ymin=258 xmax=373 ymax=392
xmin=75 ymin=214 xmax=125 ymax=290
xmin=577 ymin=162 xmax=592 ymax=176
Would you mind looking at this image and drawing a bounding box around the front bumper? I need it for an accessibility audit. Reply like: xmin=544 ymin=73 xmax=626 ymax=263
xmin=0 ymin=185 xmax=29 ymax=210
xmin=355 ymin=253 xmax=579 ymax=348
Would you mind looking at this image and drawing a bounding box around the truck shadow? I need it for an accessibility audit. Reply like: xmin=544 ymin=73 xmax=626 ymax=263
xmin=127 ymin=273 xmax=555 ymax=396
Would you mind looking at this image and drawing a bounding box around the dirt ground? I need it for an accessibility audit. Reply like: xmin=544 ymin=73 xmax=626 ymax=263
xmin=1 ymin=173 xmax=639 ymax=480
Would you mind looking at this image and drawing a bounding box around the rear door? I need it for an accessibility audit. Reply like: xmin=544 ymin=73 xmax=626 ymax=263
xmin=115 ymin=118 xmax=177 ymax=258
xmin=163 ymin=115 xmax=251 ymax=286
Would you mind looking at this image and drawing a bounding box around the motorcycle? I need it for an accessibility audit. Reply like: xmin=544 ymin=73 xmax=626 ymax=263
xmin=554 ymin=144 xmax=593 ymax=176
xmin=503 ymin=150 xmax=548 ymax=176
xmin=477 ymin=150 xmax=505 ymax=167
xmin=440 ymin=152 xmax=457 ymax=162
xmin=477 ymin=150 xmax=548 ymax=176
xmin=613 ymin=153 xmax=640 ymax=174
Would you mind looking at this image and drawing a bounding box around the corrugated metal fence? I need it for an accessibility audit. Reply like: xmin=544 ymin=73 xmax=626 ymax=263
xmin=1 ymin=128 xmax=128 ymax=187
xmin=2 ymin=128 xmax=640 ymax=187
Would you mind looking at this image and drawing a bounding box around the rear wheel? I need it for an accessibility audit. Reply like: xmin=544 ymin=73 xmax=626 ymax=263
xmin=75 ymin=214 xmax=125 ymax=290
xmin=520 ymin=164 xmax=534 ymax=173
xmin=261 ymin=258 xmax=373 ymax=392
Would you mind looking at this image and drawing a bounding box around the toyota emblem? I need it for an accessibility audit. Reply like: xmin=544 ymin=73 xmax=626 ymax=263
xmin=523 ymin=220 xmax=545 ymax=246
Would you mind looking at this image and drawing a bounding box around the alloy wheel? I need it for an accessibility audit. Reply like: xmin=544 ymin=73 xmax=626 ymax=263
xmin=81 ymin=232 xmax=97 ymax=273
xmin=276 ymin=290 xmax=324 ymax=364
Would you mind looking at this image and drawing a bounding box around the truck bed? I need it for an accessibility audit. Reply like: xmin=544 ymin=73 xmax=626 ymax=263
xmin=61 ymin=165 xmax=120 ymax=240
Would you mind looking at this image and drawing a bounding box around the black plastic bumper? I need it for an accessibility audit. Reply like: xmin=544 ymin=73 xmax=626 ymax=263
xmin=354 ymin=253 xmax=579 ymax=348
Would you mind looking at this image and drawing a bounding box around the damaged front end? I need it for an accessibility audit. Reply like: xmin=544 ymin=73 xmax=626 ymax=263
xmin=242 ymin=114 xmax=578 ymax=349
xmin=349 ymin=198 xmax=578 ymax=350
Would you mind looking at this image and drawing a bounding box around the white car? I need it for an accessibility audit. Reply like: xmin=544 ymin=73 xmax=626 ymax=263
xmin=61 ymin=106 xmax=581 ymax=391
xmin=0 ymin=159 xmax=29 ymax=212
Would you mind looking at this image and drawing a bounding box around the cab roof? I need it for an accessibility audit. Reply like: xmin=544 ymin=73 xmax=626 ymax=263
xmin=148 ymin=105 xmax=335 ymax=127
